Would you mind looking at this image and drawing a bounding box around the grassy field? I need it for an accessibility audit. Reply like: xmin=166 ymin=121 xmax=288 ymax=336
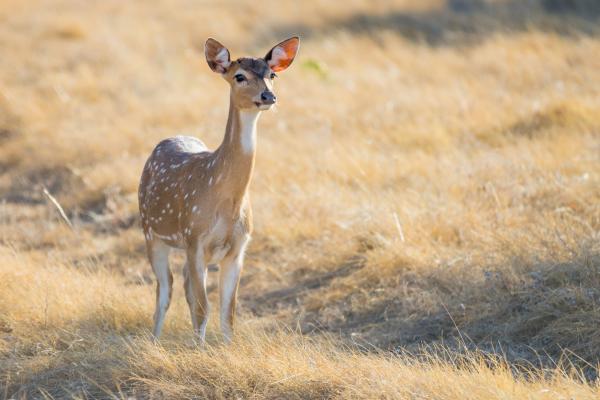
xmin=1 ymin=0 xmax=600 ymax=398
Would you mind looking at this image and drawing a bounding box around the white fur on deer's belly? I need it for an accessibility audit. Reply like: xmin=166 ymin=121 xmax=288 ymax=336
xmin=148 ymin=227 xmax=186 ymax=249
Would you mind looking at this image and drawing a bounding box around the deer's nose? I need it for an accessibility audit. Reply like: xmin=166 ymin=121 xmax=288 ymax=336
xmin=260 ymin=91 xmax=276 ymax=104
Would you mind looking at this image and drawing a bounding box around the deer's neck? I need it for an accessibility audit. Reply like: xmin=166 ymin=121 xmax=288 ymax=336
xmin=213 ymin=99 xmax=261 ymax=198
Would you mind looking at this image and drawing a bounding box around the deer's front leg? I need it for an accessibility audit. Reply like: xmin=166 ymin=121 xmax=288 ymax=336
xmin=186 ymin=243 xmax=209 ymax=343
xmin=219 ymin=235 xmax=249 ymax=343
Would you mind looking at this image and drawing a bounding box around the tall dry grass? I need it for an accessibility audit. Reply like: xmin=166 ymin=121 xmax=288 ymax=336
xmin=1 ymin=247 xmax=598 ymax=398
xmin=0 ymin=0 xmax=599 ymax=398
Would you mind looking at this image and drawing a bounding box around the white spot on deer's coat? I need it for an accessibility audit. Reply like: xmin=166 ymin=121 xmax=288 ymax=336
xmin=153 ymin=231 xmax=174 ymax=242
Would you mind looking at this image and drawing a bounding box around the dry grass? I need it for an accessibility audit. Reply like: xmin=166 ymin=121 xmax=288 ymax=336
xmin=1 ymin=0 xmax=599 ymax=398
xmin=1 ymin=247 xmax=598 ymax=399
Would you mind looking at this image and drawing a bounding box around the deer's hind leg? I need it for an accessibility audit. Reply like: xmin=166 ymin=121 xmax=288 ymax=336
xmin=185 ymin=243 xmax=209 ymax=343
xmin=183 ymin=260 xmax=201 ymax=333
xmin=147 ymin=240 xmax=172 ymax=339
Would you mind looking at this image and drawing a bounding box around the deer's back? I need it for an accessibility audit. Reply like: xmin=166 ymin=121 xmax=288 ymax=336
xmin=138 ymin=136 xmax=211 ymax=246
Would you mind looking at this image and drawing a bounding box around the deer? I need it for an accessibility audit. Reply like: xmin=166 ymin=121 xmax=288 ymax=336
xmin=138 ymin=37 xmax=299 ymax=343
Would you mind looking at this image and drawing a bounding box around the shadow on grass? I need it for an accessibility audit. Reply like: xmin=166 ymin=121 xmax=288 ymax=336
xmin=245 ymin=254 xmax=365 ymax=313
xmin=246 ymin=247 xmax=600 ymax=379
xmin=258 ymin=0 xmax=600 ymax=48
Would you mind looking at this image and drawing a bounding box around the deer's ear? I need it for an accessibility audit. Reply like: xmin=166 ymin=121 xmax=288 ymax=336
xmin=205 ymin=38 xmax=231 ymax=73
xmin=265 ymin=37 xmax=299 ymax=72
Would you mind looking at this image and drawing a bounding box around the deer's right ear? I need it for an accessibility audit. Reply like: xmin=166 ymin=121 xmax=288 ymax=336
xmin=205 ymin=38 xmax=231 ymax=73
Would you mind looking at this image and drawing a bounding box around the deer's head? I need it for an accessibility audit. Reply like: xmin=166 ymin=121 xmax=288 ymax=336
xmin=205 ymin=37 xmax=299 ymax=111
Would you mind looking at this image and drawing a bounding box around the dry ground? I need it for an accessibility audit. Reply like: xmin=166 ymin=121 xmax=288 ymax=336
xmin=1 ymin=0 xmax=600 ymax=398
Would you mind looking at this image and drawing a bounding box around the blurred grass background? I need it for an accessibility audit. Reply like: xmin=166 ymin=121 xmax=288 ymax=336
xmin=0 ymin=0 xmax=599 ymax=398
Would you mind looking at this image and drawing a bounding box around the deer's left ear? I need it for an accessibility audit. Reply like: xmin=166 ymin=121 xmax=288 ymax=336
xmin=265 ymin=37 xmax=300 ymax=72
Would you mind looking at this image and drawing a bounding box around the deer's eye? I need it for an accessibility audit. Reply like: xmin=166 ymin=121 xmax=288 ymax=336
xmin=270 ymin=72 xmax=277 ymax=79
xmin=234 ymin=74 xmax=246 ymax=83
